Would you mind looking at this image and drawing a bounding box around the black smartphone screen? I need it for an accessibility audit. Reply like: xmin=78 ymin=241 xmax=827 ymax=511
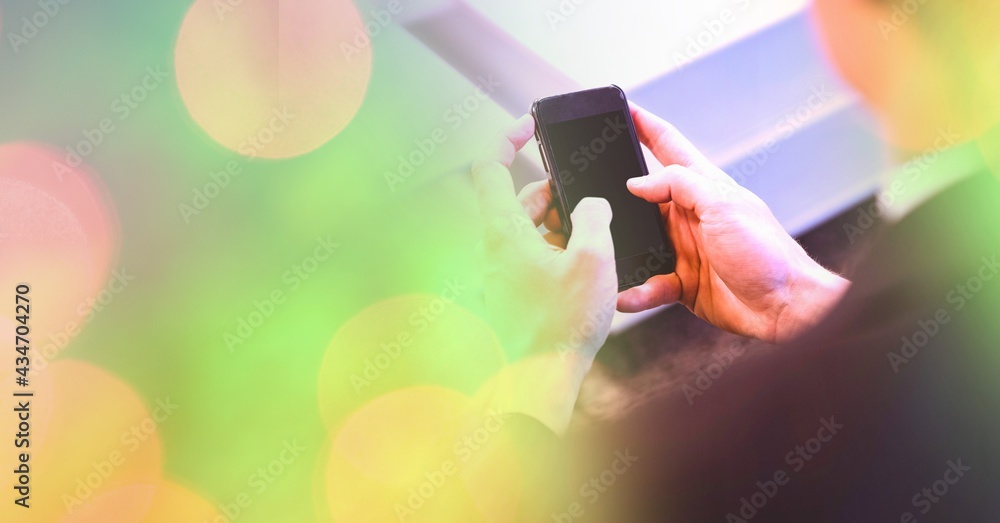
xmin=546 ymin=110 xmax=659 ymax=259
xmin=540 ymin=106 xmax=674 ymax=289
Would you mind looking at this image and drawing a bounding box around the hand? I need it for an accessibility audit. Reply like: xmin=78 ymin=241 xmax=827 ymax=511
xmin=617 ymin=105 xmax=849 ymax=343
xmin=471 ymin=115 xmax=618 ymax=434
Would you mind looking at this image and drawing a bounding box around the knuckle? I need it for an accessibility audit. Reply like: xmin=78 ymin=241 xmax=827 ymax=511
xmin=522 ymin=193 xmax=550 ymax=217
xmin=481 ymin=229 xmax=508 ymax=255
xmin=482 ymin=216 xmax=514 ymax=243
xmin=577 ymin=197 xmax=612 ymax=219
xmin=571 ymin=243 xmax=606 ymax=267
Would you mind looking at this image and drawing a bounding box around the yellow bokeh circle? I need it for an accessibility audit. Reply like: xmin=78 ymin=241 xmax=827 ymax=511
xmin=316 ymin=294 xmax=506 ymax=431
xmin=174 ymin=0 xmax=373 ymax=159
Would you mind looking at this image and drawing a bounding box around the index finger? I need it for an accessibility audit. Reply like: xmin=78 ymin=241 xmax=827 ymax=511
xmin=630 ymin=103 xmax=710 ymax=170
xmin=471 ymin=114 xmax=536 ymax=218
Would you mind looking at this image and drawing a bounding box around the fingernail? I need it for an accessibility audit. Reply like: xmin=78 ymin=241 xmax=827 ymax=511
xmin=627 ymin=177 xmax=645 ymax=187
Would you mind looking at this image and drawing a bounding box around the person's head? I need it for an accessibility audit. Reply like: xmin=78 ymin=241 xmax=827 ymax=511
xmin=810 ymin=0 xmax=1000 ymax=151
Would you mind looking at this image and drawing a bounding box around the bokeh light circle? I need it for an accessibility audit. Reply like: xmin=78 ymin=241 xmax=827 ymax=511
xmin=316 ymin=294 xmax=506 ymax=431
xmin=0 ymin=142 xmax=118 ymax=280
xmin=0 ymin=316 xmax=55 ymax=447
xmin=324 ymin=386 xmax=481 ymax=522
xmin=0 ymin=361 xmax=162 ymax=522
xmin=323 ymin=385 xmax=526 ymax=522
xmin=0 ymin=142 xmax=119 ymax=363
xmin=174 ymin=0 xmax=373 ymax=159
xmin=61 ymin=481 xmax=220 ymax=523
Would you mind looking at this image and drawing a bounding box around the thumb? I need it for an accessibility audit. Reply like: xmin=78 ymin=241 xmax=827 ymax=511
xmin=629 ymin=104 xmax=710 ymax=169
xmin=626 ymin=165 xmax=736 ymax=216
xmin=567 ymin=197 xmax=614 ymax=262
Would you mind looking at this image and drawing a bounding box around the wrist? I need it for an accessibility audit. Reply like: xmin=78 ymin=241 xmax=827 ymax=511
xmin=480 ymin=350 xmax=594 ymax=436
xmin=773 ymin=257 xmax=850 ymax=343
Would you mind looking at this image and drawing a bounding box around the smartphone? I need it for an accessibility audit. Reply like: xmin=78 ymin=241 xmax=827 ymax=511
xmin=532 ymin=86 xmax=675 ymax=291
